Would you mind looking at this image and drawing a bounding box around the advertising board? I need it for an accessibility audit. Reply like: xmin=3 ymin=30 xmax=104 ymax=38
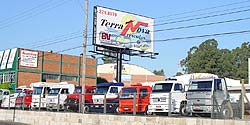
xmin=20 ymin=50 xmax=38 ymax=68
xmin=93 ymin=6 xmax=154 ymax=52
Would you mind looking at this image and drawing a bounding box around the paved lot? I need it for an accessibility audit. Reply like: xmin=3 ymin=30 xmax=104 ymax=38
xmin=0 ymin=120 xmax=29 ymax=125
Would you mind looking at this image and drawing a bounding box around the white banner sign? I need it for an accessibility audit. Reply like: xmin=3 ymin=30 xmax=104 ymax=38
xmin=0 ymin=51 xmax=4 ymax=66
xmin=94 ymin=6 xmax=154 ymax=52
xmin=0 ymin=49 xmax=10 ymax=69
xmin=7 ymin=48 xmax=17 ymax=69
xmin=20 ymin=50 xmax=38 ymax=68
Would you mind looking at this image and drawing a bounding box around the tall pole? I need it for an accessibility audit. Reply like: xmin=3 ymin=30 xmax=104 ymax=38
xmin=81 ymin=0 xmax=88 ymax=113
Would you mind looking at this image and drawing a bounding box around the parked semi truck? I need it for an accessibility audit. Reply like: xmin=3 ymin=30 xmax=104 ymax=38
xmin=15 ymin=90 xmax=33 ymax=109
xmin=64 ymin=85 xmax=95 ymax=112
xmin=30 ymin=82 xmax=56 ymax=109
xmin=147 ymin=80 xmax=186 ymax=115
xmin=186 ymin=77 xmax=236 ymax=118
xmin=118 ymin=83 xmax=152 ymax=114
xmin=46 ymin=82 xmax=75 ymax=111
xmin=90 ymin=82 xmax=124 ymax=113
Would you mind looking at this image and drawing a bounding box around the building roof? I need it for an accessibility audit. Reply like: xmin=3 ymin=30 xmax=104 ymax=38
xmin=97 ymin=63 xmax=155 ymax=75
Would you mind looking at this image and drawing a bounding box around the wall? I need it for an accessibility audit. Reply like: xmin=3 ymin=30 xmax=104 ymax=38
xmin=0 ymin=109 xmax=249 ymax=125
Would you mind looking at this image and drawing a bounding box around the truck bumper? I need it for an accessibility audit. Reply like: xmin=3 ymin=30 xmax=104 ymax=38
xmin=89 ymin=104 xmax=118 ymax=113
xmin=148 ymin=104 xmax=178 ymax=113
xmin=186 ymin=105 xmax=212 ymax=114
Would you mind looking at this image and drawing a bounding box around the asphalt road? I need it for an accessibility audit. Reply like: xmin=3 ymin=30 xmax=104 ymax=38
xmin=0 ymin=120 xmax=30 ymax=125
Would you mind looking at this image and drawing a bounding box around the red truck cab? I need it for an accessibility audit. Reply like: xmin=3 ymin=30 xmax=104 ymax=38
xmin=64 ymin=86 xmax=95 ymax=112
xmin=118 ymin=83 xmax=152 ymax=114
xmin=15 ymin=90 xmax=33 ymax=109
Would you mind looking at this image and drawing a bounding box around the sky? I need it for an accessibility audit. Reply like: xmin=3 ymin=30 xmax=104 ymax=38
xmin=0 ymin=0 xmax=249 ymax=77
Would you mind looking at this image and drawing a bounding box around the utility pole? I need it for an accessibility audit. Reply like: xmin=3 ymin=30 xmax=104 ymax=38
xmin=81 ymin=0 xmax=88 ymax=113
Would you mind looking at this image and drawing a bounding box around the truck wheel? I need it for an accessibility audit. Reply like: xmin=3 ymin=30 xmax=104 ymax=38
xmin=84 ymin=105 xmax=89 ymax=113
xmin=180 ymin=102 xmax=188 ymax=116
xmin=221 ymin=101 xmax=233 ymax=119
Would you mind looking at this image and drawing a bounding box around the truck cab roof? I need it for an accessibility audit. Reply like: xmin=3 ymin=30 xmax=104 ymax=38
xmin=97 ymin=82 xmax=124 ymax=87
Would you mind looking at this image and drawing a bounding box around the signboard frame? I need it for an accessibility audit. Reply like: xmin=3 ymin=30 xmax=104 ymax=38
xmin=20 ymin=50 xmax=38 ymax=68
xmin=93 ymin=6 xmax=154 ymax=53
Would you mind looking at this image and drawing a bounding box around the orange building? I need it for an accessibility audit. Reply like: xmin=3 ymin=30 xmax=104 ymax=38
xmin=0 ymin=48 xmax=96 ymax=89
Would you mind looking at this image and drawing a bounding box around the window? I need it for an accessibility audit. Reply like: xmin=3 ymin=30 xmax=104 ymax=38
xmin=0 ymin=74 xmax=3 ymax=83
xmin=42 ymin=74 xmax=59 ymax=80
xmin=110 ymin=87 xmax=118 ymax=93
xmin=61 ymin=89 xmax=69 ymax=94
xmin=152 ymin=83 xmax=173 ymax=92
xmin=61 ymin=75 xmax=77 ymax=81
xmin=214 ymin=79 xmax=222 ymax=91
xmin=140 ymin=88 xmax=148 ymax=97
xmin=174 ymin=84 xmax=183 ymax=91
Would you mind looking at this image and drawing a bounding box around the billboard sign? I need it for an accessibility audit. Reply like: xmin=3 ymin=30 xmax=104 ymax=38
xmin=7 ymin=48 xmax=17 ymax=69
xmin=0 ymin=49 xmax=10 ymax=69
xmin=20 ymin=50 xmax=38 ymax=68
xmin=93 ymin=6 xmax=154 ymax=52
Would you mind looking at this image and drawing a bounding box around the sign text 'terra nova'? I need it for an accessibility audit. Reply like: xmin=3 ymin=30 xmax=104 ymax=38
xmin=93 ymin=6 xmax=154 ymax=52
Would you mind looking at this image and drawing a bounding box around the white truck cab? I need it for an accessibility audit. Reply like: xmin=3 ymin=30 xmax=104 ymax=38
xmin=148 ymin=80 xmax=186 ymax=115
xmin=90 ymin=82 xmax=124 ymax=113
xmin=30 ymin=82 xmax=57 ymax=109
xmin=46 ymin=82 xmax=74 ymax=110
xmin=186 ymin=78 xmax=234 ymax=118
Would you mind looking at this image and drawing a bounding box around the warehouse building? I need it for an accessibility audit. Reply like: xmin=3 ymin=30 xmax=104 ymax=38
xmin=0 ymin=48 xmax=96 ymax=89
xmin=97 ymin=63 xmax=166 ymax=86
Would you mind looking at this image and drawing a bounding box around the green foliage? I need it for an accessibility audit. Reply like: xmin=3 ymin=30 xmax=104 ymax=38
xmin=175 ymin=72 xmax=183 ymax=76
xmin=181 ymin=39 xmax=249 ymax=83
xmin=97 ymin=77 xmax=108 ymax=84
xmin=153 ymin=69 xmax=165 ymax=76
xmin=0 ymin=82 xmax=11 ymax=90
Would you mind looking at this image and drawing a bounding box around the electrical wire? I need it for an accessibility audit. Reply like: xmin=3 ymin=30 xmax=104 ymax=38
xmin=0 ymin=0 xmax=71 ymax=30
xmin=154 ymin=17 xmax=250 ymax=32
xmin=155 ymin=0 xmax=250 ymax=20
xmin=156 ymin=5 xmax=250 ymax=23
xmin=154 ymin=8 xmax=250 ymax=26
xmin=153 ymin=29 xmax=250 ymax=42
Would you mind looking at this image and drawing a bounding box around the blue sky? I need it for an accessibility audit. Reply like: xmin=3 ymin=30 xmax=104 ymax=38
xmin=0 ymin=0 xmax=249 ymax=77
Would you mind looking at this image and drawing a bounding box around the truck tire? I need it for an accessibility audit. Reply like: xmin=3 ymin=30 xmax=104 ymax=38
xmin=180 ymin=101 xmax=188 ymax=116
xmin=84 ymin=105 xmax=89 ymax=113
xmin=221 ymin=101 xmax=233 ymax=119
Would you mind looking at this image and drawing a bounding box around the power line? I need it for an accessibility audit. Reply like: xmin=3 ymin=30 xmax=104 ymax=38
xmin=153 ymin=29 xmax=250 ymax=42
xmin=155 ymin=0 xmax=250 ymax=20
xmin=156 ymin=5 xmax=250 ymax=23
xmin=154 ymin=17 xmax=250 ymax=32
xmin=154 ymin=8 xmax=250 ymax=26
xmin=0 ymin=0 xmax=55 ymax=23
xmin=0 ymin=0 xmax=71 ymax=30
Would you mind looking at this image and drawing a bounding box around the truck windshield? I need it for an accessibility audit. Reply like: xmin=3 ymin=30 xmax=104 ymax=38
xmin=0 ymin=90 xmax=2 ymax=95
xmin=152 ymin=83 xmax=173 ymax=93
xmin=120 ymin=88 xmax=137 ymax=99
xmin=15 ymin=89 xmax=23 ymax=93
xmin=188 ymin=81 xmax=212 ymax=91
xmin=48 ymin=88 xmax=60 ymax=95
xmin=33 ymin=87 xmax=43 ymax=95
xmin=74 ymin=87 xmax=82 ymax=94
xmin=95 ymin=87 xmax=109 ymax=94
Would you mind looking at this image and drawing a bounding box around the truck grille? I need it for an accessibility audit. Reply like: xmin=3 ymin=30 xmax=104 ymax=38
xmin=152 ymin=97 xmax=167 ymax=102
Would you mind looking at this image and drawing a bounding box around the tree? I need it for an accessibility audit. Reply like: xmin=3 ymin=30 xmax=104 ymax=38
xmin=181 ymin=39 xmax=249 ymax=83
xmin=97 ymin=77 xmax=108 ymax=84
xmin=175 ymin=72 xmax=183 ymax=76
xmin=153 ymin=69 xmax=165 ymax=76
